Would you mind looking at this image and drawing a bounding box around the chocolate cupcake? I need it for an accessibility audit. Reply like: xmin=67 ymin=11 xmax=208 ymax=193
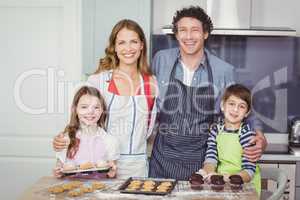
xmin=189 ymin=173 xmax=204 ymax=190
xmin=229 ymin=175 xmax=243 ymax=191
xmin=210 ymin=175 xmax=225 ymax=191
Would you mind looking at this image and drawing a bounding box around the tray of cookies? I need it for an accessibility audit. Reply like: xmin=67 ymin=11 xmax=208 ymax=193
xmin=62 ymin=161 xmax=110 ymax=175
xmin=118 ymin=177 xmax=177 ymax=195
xmin=47 ymin=180 xmax=107 ymax=198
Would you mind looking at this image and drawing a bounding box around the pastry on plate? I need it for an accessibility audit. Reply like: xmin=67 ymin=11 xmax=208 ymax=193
xmin=79 ymin=162 xmax=95 ymax=170
xmin=62 ymin=163 xmax=76 ymax=171
xmin=96 ymin=160 xmax=108 ymax=168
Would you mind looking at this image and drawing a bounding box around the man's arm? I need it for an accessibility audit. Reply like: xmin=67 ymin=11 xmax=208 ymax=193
xmin=244 ymin=130 xmax=267 ymax=162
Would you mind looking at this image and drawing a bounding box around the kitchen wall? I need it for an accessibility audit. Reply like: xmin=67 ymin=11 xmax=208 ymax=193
xmin=152 ymin=34 xmax=300 ymax=134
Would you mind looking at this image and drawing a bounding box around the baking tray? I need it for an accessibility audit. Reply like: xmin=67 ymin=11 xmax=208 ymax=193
xmin=118 ymin=177 xmax=177 ymax=196
xmin=62 ymin=166 xmax=110 ymax=176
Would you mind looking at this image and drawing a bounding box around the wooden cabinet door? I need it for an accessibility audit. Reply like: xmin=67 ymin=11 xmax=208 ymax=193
xmin=279 ymin=164 xmax=296 ymax=200
xmin=0 ymin=0 xmax=82 ymax=199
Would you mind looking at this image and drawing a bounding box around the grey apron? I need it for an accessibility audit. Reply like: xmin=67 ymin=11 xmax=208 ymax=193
xmin=149 ymin=53 xmax=215 ymax=180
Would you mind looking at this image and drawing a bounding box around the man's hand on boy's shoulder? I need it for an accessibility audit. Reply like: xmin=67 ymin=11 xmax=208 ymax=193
xmin=243 ymin=130 xmax=268 ymax=162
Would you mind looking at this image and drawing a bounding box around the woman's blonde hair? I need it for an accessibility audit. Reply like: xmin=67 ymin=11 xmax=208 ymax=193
xmin=95 ymin=19 xmax=151 ymax=75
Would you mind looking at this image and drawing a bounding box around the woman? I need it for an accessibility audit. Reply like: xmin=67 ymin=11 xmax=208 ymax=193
xmin=53 ymin=19 xmax=157 ymax=178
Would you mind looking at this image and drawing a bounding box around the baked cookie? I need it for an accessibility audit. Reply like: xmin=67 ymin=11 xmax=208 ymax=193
xmin=143 ymin=180 xmax=155 ymax=186
xmin=68 ymin=189 xmax=83 ymax=197
xmin=156 ymin=187 xmax=169 ymax=193
xmin=91 ymin=181 xmax=106 ymax=190
xmin=68 ymin=181 xmax=83 ymax=188
xmin=48 ymin=185 xmax=64 ymax=194
xmin=80 ymin=185 xmax=94 ymax=193
xmin=130 ymin=180 xmax=142 ymax=185
xmin=159 ymin=181 xmax=172 ymax=187
xmin=142 ymin=185 xmax=155 ymax=190
xmin=125 ymin=187 xmax=137 ymax=191
xmin=126 ymin=185 xmax=140 ymax=190
xmin=62 ymin=183 xmax=73 ymax=191
xmin=140 ymin=187 xmax=153 ymax=192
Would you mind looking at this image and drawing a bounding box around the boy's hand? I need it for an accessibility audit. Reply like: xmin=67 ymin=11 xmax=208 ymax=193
xmin=243 ymin=130 xmax=267 ymax=162
xmin=205 ymin=172 xmax=218 ymax=183
xmin=223 ymin=174 xmax=230 ymax=183
xmin=53 ymin=132 xmax=67 ymax=151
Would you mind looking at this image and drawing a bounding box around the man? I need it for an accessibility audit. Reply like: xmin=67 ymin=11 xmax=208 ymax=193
xmin=149 ymin=6 xmax=267 ymax=180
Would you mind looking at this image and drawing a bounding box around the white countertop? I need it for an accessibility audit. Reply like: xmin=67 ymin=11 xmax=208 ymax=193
xmin=261 ymin=153 xmax=300 ymax=162
xmin=260 ymin=133 xmax=300 ymax=162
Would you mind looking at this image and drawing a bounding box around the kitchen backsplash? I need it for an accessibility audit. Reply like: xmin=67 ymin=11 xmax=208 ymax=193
xmin=152 ymin=34 xmax=300 ymax=133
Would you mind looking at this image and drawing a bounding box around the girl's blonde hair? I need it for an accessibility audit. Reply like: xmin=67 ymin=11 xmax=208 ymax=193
xmin=64 ymin=86 xmax=107 ymax=159
xmin=95 ymin=19 xmax=151 ymax=75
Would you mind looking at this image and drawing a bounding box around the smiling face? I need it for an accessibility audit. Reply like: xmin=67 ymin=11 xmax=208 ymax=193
xmin=115 ymin=28 xmax=144 ymax=68
xmin=76 ymin=94 xmax=103 ymax=126
xmin=221 ymin=95 xmax=250 ymax=129
xmin=175 ymin=17 xmax=208 ymax=57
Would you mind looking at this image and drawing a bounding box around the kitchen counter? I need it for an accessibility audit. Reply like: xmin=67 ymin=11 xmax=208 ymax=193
xmin=261 ymin=153 xmax=300 ymax=162
xmin=19 ymin=176 xmax=258 ymax=200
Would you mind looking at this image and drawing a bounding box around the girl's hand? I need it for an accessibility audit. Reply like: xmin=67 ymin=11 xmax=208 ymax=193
xmin=52 ymin=132 xmax=68 ymax=151
xmin=53 ymin=166 xmax=63 ymax=178
xmin=106 ymin=161 xmax=117 ymax=178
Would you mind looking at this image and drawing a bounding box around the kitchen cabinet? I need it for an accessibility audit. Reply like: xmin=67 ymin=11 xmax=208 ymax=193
xmin=82 ymin=0 xmax=152 ymax=75
xmin=152 ymin=0 xmax=300 ymax=36
xmin=152 ymin=0 xmax=206 ymax=34
xmin=251 ymin=0 xmax=298 ymax=32
xmin=279 ymin=164 xmax=296 ymax=200
xmin=260 ymin=162 xmax=296 ymax=200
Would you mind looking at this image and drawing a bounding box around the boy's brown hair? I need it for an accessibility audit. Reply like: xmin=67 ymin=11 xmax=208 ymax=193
xmin=222 ymin=84 xmax=252 ymax=112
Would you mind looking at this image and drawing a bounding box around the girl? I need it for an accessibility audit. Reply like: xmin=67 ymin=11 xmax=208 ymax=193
xmin=54 ymin=86 xmax=120 ymax=178
xmin=53 ymin=19 xmax=157 ymax=178
xmin=200 ymin=84 xmax=261 ymax=195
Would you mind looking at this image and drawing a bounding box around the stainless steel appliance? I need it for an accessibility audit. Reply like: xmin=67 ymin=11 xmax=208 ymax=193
xmin=289 ymin=117 xmax=300 ymax=155
xmin=289 ymin=117 xmax=300 ymax=146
